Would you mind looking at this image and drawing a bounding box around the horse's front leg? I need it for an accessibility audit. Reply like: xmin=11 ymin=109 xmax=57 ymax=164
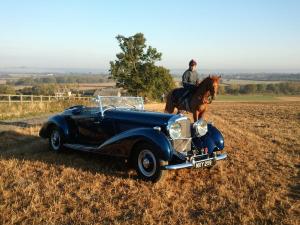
xmin=193 ymin=111 xmax=198 ymax=122
xmin=198 ymin=110 xmax=205 ymax=120
xmin=197 ymin=104 xmax=207 ymax=120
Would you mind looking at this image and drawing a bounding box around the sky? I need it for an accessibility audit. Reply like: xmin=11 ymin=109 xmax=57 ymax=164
xmin=0 ymin=0 xmax=299 ymax=73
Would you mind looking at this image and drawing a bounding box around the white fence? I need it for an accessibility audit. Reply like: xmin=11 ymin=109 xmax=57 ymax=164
xmin=0 ymin=94 xmax=92 ymax=104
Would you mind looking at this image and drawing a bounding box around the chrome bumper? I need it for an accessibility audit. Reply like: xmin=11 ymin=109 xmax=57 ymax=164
xmin=163 ymin=153 xmax=227 ymax=170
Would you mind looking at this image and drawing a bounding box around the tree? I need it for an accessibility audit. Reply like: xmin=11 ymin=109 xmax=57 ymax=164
xmin=218 ymin=85 xmax=225 ymax=95
xmin=109 ymin=33 xmax=175 ymax=99
xmin=266 ymin=83 xmax=279 ymax=93
xmin=225 ymin=84 xmax=240 ymax=95
xmin=256 ymin=83 xmax=266 ymax=93
xmin=243 ymin=84 xmax=257 ymax=94
xmin=31 ymin=84 xmax=59 ymax=95
xmin=0 ymin=85 xmax=15 ymax=94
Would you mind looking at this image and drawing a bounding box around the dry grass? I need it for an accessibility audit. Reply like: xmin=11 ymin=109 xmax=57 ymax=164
xmin=0 ymin=100 xmax=91 ymax=120
xmin=0 ymin=102 xmax=299 ymax=224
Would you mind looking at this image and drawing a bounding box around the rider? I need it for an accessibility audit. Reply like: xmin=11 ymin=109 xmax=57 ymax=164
xmin=179 ymin=59 xmax=199 ymax=106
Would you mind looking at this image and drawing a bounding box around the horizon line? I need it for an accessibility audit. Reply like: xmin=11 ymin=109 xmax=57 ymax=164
xmin=0 ymin=66 xmax=300 ymax=75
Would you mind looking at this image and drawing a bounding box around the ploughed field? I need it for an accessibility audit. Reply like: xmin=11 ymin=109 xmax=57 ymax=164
xmin=0 ymin=101 xmax=299 ymax=224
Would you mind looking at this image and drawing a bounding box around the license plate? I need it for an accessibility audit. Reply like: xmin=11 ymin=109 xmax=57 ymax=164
xmin=195 ymin=160 xmax=213 ymax=168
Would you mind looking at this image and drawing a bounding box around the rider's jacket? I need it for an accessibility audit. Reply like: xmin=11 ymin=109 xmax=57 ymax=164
xmin=182 ymin=69 xmax=199 ymax=88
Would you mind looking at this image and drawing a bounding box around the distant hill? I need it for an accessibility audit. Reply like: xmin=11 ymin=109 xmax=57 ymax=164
xmin=1 ymin=67 xmax=299 ymax=81
xmin=220 ymin=73 xmax=300 ymax=81
xmin=172 ymin=72 xmax=300 ymax=81
xmin=0 ymin=67 xmax=109 ymax=75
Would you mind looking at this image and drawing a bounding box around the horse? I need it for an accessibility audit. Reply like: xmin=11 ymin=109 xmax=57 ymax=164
xmin=164 ymin=75 xmax=221 ymax=122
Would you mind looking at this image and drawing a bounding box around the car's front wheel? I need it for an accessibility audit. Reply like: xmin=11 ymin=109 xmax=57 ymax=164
xmin=49 ymin=128 xmax=64 ymax=152
xmin=133 ymin=143 xmax=165 ymax=182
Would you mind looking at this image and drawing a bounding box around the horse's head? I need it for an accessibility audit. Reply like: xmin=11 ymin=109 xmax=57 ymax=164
xmin=208 ymin=75 xmax=221 ymax=100
xmin=194 ymin=75 xmax=221 ymax=103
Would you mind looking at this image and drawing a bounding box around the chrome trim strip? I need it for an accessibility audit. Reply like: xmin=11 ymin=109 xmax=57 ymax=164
xmin=171 ymin=137 xmax=192 ymax=140
xmin=163 ymin=153 xmax=227 ymax=170
xmin=164 ymin=162 xmax=193 ymax=170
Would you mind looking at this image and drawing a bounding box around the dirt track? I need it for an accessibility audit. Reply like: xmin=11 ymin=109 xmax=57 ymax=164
xmin=0 ymin=102 xmax=299 ymax=224
xmin=0 ymin=114 xmax=53 ymax=132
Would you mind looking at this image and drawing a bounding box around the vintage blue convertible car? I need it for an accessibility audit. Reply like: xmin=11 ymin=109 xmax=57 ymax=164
xmin=40 ymin=96 xmax=227 ymax=182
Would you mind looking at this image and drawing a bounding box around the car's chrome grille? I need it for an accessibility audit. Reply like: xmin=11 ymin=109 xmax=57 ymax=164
xmin=178 ymin=118 xmax=191 ymax=138
xmin=171 ymin=138 xmax=191 ymax=152
xmin=172 ymin=118 xmax=191 ymax=152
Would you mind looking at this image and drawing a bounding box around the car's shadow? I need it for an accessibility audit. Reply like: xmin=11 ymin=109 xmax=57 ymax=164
xmin=0 ymin=120 xmax=36 ymax=128
xmin=288 ymin=163 xmax=300 ymax=201
xmin=0 ymin=130 xmax=138 ymax=181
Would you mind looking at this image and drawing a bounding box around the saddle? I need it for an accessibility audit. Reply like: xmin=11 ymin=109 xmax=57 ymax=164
xmin=173 ymin=88 xmax=192 ymax=111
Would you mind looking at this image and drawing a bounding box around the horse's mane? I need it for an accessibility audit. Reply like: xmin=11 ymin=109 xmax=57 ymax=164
xmin=193 ymin=75 xmax=220 ymax=101
xmin=198 ymin=75 xmax=219 ymax=86
xmin=196 ymin=76 xmax=213 ymax=91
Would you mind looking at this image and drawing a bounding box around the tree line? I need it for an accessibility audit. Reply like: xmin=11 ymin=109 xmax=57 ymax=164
xmin=219 ymin=82 xmax=300 ymax=95
xmin=8 ymin=75 xmax=110 ymax=86
xmin=1 ymin=82 xmax=299 ymax=96
xmin=0 ymin=84 xmax=74 ymax=96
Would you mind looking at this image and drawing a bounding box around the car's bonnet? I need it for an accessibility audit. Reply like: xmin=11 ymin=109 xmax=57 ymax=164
xmin=104 ymin=109 xmax=181 ymax=127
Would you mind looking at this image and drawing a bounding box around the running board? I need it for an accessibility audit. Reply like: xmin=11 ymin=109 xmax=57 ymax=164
xmin=64 ymin=143 xmax=99 ymax=152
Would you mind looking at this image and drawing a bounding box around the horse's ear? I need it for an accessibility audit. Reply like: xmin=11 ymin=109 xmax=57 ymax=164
xmin=209 ymin=74 xmax=211 ymax=78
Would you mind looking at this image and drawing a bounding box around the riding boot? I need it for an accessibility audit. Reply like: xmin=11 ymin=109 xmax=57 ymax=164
xmin=178 ymin=90 xmax=189 ymax=104
xmin=184 ymin=93 xmax=191 ymax=111
xmin=184 ymin=98 xmax=190 ymax=111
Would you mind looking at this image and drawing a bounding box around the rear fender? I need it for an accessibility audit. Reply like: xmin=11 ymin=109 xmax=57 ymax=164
xmin=39 ymin=115 xmax=70 ymax=139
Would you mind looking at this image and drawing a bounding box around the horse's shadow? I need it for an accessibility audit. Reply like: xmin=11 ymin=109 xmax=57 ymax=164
xmin=0 ymin=130 xmax=137 ymax=181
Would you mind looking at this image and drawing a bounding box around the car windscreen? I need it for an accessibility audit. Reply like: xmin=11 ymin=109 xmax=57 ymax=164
xmin=92 ymin=96 xmax=144 ymax=112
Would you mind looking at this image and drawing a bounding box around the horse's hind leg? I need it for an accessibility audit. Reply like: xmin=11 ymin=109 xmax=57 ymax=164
xmin=164 ymin=100 xmax=175 ymax=114
xmin=164 ymin=93 xmax=176 ymax=114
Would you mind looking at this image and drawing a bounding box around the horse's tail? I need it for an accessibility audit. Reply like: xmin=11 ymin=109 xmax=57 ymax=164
xmin=164 ymin=90 xmax=175 ymax=114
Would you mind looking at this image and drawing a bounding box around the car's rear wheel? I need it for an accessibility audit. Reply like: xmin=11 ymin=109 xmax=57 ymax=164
xmin=133 ymin=143 xmax=165 ymax=182
xmin=49 ymin=128 xmax=64 ymax=152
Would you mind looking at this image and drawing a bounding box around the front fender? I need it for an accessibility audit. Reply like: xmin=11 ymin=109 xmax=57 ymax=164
xmin=98 ymin=128 xmax=173 ymax=161
xmin=39 ymin=115 xmax=70 ymax=139
xmin=192 ymin=124 xmax=224 ymax=154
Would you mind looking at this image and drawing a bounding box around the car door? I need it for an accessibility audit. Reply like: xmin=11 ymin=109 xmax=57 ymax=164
xmin=71 ymin=109 xmax=111 ymax=145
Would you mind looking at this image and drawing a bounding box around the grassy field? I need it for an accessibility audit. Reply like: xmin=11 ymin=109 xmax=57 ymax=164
xmin=0 ymin=101 xmax=299 ymax=224
xmin=0 ymin=100 xmax=92 ymax=120
xmin=221 ymin=79 xmax=284 ymax=85
xmin=216 ymin=95 xmax=279 ymax=102
xmin=1 ymin=95 xmax=299 ymax=121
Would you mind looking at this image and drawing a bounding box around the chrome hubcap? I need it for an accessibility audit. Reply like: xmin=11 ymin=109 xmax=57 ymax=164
xmin=142 ymin=158 xmax=150 ymax=168
xmin=138 ymin=149 xmax=156 ymax=177
xmin=51 ymin=130 xmax=60 ymax=150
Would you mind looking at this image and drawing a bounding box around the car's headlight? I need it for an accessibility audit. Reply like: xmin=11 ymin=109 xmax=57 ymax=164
xmin=169 ymin=122 xmax=182 ymax=139
xmin=193 ymin=119 xmax=208 ymax=137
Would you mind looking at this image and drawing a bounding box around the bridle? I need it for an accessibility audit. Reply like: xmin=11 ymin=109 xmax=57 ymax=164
xmin=196 ymin=76 xmax=218 ymax=104
xmin=207 ymin=78 xmax=216 ymax=103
